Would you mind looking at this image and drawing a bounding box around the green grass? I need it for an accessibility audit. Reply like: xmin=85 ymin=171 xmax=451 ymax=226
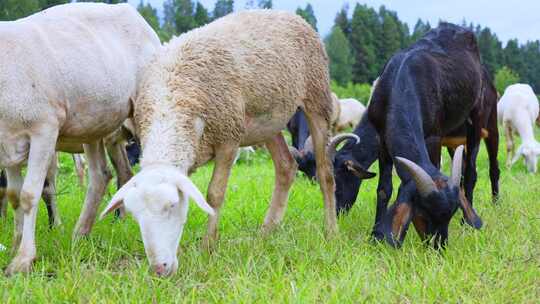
xmin=1 ymin=134 xmax=539 ymax=303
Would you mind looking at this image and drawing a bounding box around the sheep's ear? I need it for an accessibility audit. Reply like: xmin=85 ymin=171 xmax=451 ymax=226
xmin=172 ymin=173 xmax=215 ymax=216
xmin=100 ymin=178 xmax=136 ymax=220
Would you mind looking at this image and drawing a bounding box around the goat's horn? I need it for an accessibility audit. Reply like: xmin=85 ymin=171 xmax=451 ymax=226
xmin=395 ymin=157 xmax=438 ymax=197
xmin=327 ymin=133 xmax=360 ymax=160
xmin=450 ymin=145 xmax=465 ymax=188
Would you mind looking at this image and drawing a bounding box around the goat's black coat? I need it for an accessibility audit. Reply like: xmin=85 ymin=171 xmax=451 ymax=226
xmin=364 ymin=23 xmax=485 ymax=248
xmin=287 ymin=109 xmax=310 ymax=150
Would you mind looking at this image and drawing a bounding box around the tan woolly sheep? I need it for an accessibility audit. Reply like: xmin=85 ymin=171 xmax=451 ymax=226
xmin=101 ymin=10 xmax=346 ymax=276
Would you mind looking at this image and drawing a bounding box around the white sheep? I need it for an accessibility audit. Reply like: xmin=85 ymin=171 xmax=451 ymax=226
xmin=101 ymin=10 xmax=343 ymax=276
xmin=334 ymin=98 xmax=366 ymax=131
xmin=497 ymin=83 xmax=540 ymax=172
xmin=0 ymin=3 xmax=160 ymax=275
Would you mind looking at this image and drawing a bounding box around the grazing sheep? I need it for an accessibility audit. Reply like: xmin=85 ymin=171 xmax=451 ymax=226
xmin=334 ymin=98 xmax=366 ymax=132
xmin=498 ymin=84 xmax=540 ymax=172
xmin=101 ymin=10 xmax=341 ymax=276
xmin=0 ymin=3 xmax=160 ymax=275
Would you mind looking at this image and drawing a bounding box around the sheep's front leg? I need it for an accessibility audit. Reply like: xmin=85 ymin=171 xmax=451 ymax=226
xmin=202 ymin=143 xmax=238 ymax=249
xmin=261 ymin=133 xmax=297 ymax=233
xmin=5 ymin=165 xmax=24 ymax=253
xmin=5 ymin=129 xmax=58 ymax=275
xmin=73 ymin=141 xmax=112 ymax=238
xmin=305 ymin=112 xmax=339 ymax=236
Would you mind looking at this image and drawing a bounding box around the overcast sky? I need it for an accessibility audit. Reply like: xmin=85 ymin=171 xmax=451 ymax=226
xmin=129 ymin=0 xmax=540 ymax=45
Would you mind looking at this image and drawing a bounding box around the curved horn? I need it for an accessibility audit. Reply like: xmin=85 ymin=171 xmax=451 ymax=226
xmin=450 ymin=145 xmax=465 ymax=188
xmin=395 ymin=157 xmax=438 ymax=197
xmin=327 ymin=133 xmax=360 ymax=160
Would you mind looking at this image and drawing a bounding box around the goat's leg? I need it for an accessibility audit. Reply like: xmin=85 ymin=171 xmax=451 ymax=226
xmin=304 ymin=110 xmax=338 ymax=236
xmin=0 ymin=170 xmax=7 ymax=218
xmin=42 ymin=154 xmax=61 ymax=228
xmin=504 ymin=122 xmax=514 ymax=167
xmin=372 ymin=149 xmax=393 ymax=241
xmin=485 ymin=109 xmax=500 ymax=202
xmin=5 ymin=165 xmax=23 ymax=253
xmin=261 ymin=133 xmax=298 ymax=233
xmin=202 ymin=142 xmax=238 ymax=248
xmin=426 ymin=136 xmax=442 ymax=169
xmin=106 ymin=141 xmax=132 ymax=218
xmin=6 ymin=128 xmax=58 ymax=275
xmin=72 ymin=154 xmax=86 ymax=187
xmin=73 ymin=141 xmax=112 ymax=238
xmin=464 ymin=118 xmax=481 ymax=207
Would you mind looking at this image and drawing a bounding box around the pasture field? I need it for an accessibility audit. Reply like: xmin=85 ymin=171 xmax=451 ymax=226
xmin=0 ymin=133 xmax=539 ymax=303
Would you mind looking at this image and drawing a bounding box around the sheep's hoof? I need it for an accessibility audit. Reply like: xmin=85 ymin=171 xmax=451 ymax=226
xmin=5 ymin=256 xmax=34 ymax=276
xmin=260 ymin=223 xmax=277 ymax=236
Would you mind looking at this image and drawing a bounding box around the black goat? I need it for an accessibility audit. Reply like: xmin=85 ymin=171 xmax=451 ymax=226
xmin=366 ymin=23 xmax=485 ymax=248
xmin=334 ymin=65 xmax=499 ymax=217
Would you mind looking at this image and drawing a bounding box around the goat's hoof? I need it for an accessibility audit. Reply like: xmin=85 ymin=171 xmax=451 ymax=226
xmin=5 ymin=256 xmax=34 ymax=276
xmin=370 ymin=231 xmax=385 ymax=242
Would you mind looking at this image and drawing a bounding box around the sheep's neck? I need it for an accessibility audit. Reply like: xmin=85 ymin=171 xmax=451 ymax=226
xmin=513 ymin=113 xmax=539 ymax=145
xmin=140 ymin=110 xmax=196 ymax=174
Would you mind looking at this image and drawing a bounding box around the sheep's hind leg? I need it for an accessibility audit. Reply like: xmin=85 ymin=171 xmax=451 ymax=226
xmin=261 ymin=133 xmax=297 ymax=233
xmin=106 ymin=141 xmax=133 ymax=219
xmin=202 ymin=143 xmax=238 ymax=250
xmin=73 ymin=141 xmax=112 ymax=238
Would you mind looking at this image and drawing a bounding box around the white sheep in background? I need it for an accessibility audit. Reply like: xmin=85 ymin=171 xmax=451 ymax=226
xmin=101 ymin=10 xmax=349 ymax=276
xmin=0 ymin=3 xmax=160 ymax=275
xmin=334 ymin=98 xmax=366 ymax=132
xmin=497 ymin=83 xmax=540 ymax=172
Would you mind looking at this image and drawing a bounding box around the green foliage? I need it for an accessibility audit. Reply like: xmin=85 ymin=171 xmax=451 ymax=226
xmin=330 ymin=81 xmax=372 ymax=104
xmin=193 ymin=2 xmax=210 ymax=27
xmin=0 ymin=0 xmax=41 ymax=20
xmin=257 ymin=0 xmax=272 ymax=9
xmin=495 ymin=66 xmax=520 ymax=94
xmin=1 ymin=140 xmax=539 ymax=302
xmin=174 ymin=0 xmax=196 ymax=34
xmin=334 ymin=5 xmax=350 ymax=36
xmin=296 ymin=3 xmax=317 ymax=32
xmin=137 ymin=1 xmax=159 ymax=34
xmin=349 ymin=4 xmax=379 ymax=83
xmin=325 ymin=26 xmax=354 ymax=86
xmin=213 ymin=0 xmax=234 ymax=19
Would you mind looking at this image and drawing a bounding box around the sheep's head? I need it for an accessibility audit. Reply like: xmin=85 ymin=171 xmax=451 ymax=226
xmin=515 ymin=143 xmax=540 ymax=173
xmin=100 ymin=165 xmax=214 ymax=277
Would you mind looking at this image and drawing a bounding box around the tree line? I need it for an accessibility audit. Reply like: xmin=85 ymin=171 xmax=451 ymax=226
xmin=1 ymin=1 xmax=539 ymax=94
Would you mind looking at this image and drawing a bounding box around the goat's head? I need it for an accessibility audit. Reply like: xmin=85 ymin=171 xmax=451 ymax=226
xmin=392 ymin=146 xmax=482 ymax=248
xmin=290 ymin=134 xmax=375 ymax=212
xmin=100 ymin=165 xmax=214 ymax=277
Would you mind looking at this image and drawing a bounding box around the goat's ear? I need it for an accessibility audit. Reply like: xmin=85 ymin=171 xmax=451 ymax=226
xmin=172 ymin=173 xmax=215 ymax=216
xmin=344 ymin=160 xmax=376 ymax=179
xmin=412 ymin=214 xmax=429 ymax=243
xmin=390 ymin=202 xmax=413 ymax=245
xmin=459 ymin=190 xmax=483 ymax=229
